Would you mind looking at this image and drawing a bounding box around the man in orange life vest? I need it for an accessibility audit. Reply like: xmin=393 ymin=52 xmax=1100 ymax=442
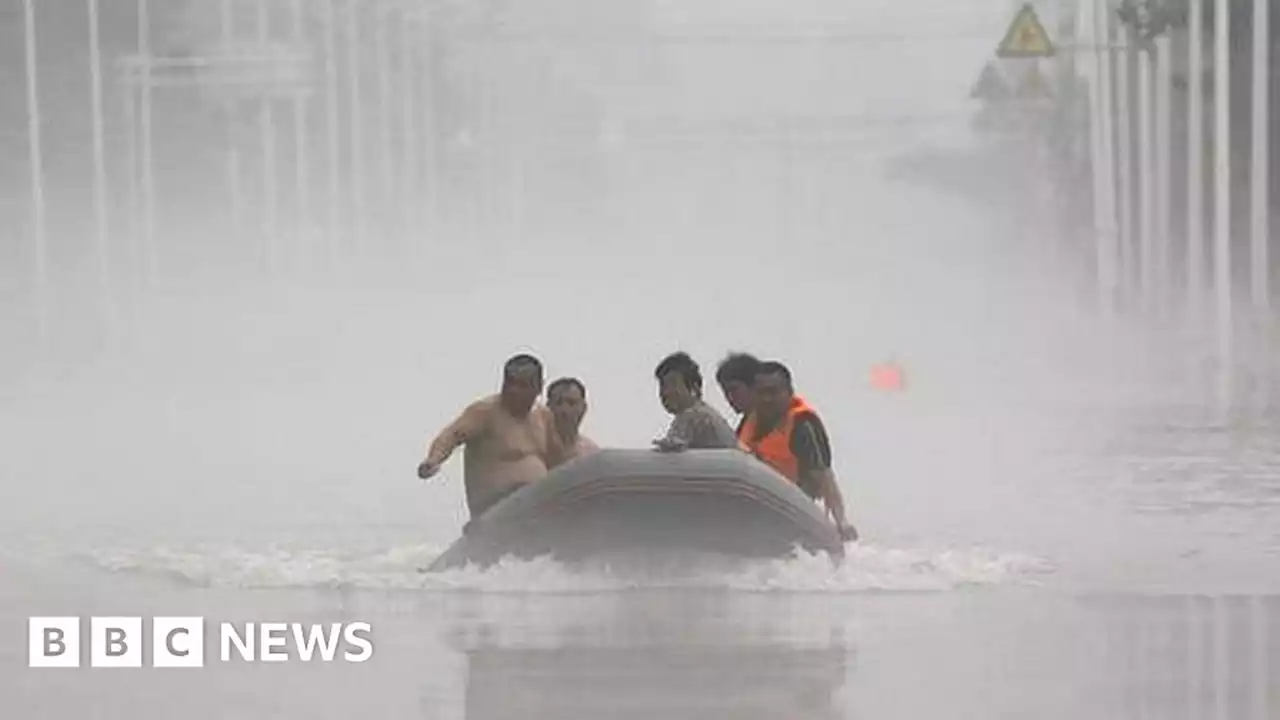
xmin=738 ymin=361 xmax=858 ymax=542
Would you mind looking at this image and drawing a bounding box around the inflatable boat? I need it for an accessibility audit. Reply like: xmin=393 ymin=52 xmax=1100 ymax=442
xmin=425 ymin=448 xmax=846 ymax=571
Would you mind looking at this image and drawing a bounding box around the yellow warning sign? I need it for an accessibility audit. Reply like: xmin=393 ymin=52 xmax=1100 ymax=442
xmin=996 ymin=3 xmax=1055 ymax=59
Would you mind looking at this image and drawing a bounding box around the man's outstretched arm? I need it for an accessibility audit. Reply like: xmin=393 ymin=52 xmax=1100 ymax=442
xmin=792 ymin=415 xmax=857 ymax=541
xmin=810 ymin=467 xmax=855 ymax=540
xmin=419 ymin=400 xmax=487 ymax=478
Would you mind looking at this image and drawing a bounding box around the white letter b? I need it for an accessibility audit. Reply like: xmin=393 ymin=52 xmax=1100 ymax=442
xmin=91 ymin=617 xmax=142 ymax=668
xmin=28 ymin=617 xmax=79 ymax=668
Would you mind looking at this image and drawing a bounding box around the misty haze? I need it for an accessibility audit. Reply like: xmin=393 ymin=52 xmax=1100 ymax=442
xmin=2 ymin=0 xmax=1279 ymax=717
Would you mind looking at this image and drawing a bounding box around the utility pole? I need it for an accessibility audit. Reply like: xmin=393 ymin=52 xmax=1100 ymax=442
xmin=400 ymin=9 xmax=420 ymax=239
xmin=323 ymin=0 xmax=342 ymax=273
xmin=1250 ymin=0 xmax=1271 ymax=408
xmin=1085 ymin=0 xmax=1114 ymax=317
xmin=1138 ymin=42 xmax=1155 ymax=316
xmin=88 ymin=0 xmax=117 ymax=336
xmin=376 ymin=4 xmax=395 ymax=242
xmin=256 ymin=0 xmax=279 ymax=275
xmin=1213 ymin=0 xmax=1233 ymax=412
xmin=346 ymin=0 xmax=367 ymax=260
xmin=137 ymin=0 xmax=157 ymax=287
xmin=1188 ymin=0 xmax=1206 ymax=331
xmin=1155 ymin=32 xmax=1172 ymax=321
xmin=290 ymin=0 xmax=310 ymax=273
xmin=221 ymin=0 xmax=245 ymax=249
xmin=1116 ymin=26 xmax=1136 ymax=311
xmin=1095 ymin=0 xmax=1118 ymax=320
xmin=22 ymin=0 xmax=48 ymax=339
xmin=1251 ymin=0 xmax=1270 ymax=317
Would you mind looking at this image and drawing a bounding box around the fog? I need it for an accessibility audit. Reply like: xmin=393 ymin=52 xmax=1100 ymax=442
xmin=1 ymin=0 xmax=1263 ymax=583
xmin=3 ymin=0 xmax=1280 ymax=715
xmin=7 ymin=0 xmax=1280 ymax=712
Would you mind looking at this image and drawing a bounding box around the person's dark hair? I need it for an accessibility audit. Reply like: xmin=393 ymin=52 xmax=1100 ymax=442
xmin=503 ymin=353 xmax=543 ymax=381
xmin=654 ymin=351 xmax=703 ymax=395
xmin=547 ymin=376 xmax=586 ymax=399
xmin=715 ymin=352 xmax=761 ymax=386
xmin=754 ymin=360 xmax=793 ymax=389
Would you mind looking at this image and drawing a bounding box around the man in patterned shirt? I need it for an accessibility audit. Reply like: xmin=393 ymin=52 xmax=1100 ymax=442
xmin=651 ymin=351 xmax=741 ymax=452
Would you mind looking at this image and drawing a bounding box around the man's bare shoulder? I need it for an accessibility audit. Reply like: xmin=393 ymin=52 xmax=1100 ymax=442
xmin=465 ymin=394 xmax=501 ymax=413
xmin=577 ymin=435 xmax=601 ymax=453
xmin=456 ymin=395 xmax=501 ymax=429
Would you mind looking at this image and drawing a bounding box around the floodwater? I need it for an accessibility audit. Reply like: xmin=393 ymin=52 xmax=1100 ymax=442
xmin=3 ymin=312 xmax=1280 ymax=717
xmin=4 ymin=0 xmax=1280 ymax=717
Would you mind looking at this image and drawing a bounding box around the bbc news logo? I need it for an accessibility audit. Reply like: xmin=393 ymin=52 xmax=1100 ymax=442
xmin=28 ymin=617 xmax=373 ymax=668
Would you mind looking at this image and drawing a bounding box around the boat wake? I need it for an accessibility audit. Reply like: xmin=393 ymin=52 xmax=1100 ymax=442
xmin=76 ymin=541 xmax=1055 ymax=594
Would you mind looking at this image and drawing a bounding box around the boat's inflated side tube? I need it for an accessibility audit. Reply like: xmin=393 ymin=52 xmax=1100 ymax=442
xmin=425 ymin=448 xmax=845 ymax=571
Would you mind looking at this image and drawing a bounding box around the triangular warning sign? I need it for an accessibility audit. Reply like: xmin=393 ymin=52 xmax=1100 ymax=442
xmin=970 ymin=62 xmax=1011 ymax=101
xmin=996 ymin=3 xmax=1055 ymax=58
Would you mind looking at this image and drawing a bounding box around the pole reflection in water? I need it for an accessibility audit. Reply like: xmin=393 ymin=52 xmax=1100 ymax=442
xmin=426 ymin=590 xmax=1277 ymax=719
xmin=1094 ymin=594 xmax=1277 ymax=719
xmin=452 ymin=592 xmax=850 ymax=720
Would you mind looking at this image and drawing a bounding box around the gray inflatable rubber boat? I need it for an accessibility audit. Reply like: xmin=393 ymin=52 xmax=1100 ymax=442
xmin=425 ymin=448 xmax=846 ymax=571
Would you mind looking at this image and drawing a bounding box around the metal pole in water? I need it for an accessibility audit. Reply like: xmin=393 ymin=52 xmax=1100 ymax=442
xmin=400 ymin=7 xmax=419 ymax=240
xmin=290 ymin=0 xmax=310 ymax=273
xmin=346 ymin=0 xmax=366 ymax=261
xmin=1250 ymin=0 xmax=1270 ymax=316
xmin=421 ymin=20 xmax=440 ymax=236
xmin=1155 ymin=34 xmax=1173 ymax=322
xmin=257 ymin=0 xmax=279 ymax=275
xmin=123 ymin=55 xmax=140 ymax=298
xmin=324 ymin=0 xmax=342 ymax=273
xmin=137 ymin=0 xmax=156 ymax=288
xmin=22 ymin=0 xmax=48 ymax=340
xmin=376 ymin=2 xmax=395 ymax=245
xmin=1213 ymin=0 xmax=1234 ymax=412
xmin=1250 ymin=0 xmax=1271 ymax=409
xmin=1096 ymin=0 xmax=1118 ymax=319
xmin=221 ymin=0 xmax=245 ymax=256
xmin=87 ymin=0 xmax=117 ymax=335
xmin=1139 ymin=45 xmax=1156 ymax=316
xmin=1116 ymin=29 xmax=1136 ymax=311
xmin=474 ymin=37 xmax=490 ymax=238
xmin=1188 ymin=0 xmax=1207 ymax=333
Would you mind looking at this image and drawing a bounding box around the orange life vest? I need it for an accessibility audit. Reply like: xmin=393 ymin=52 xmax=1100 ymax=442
xmin=738 ymin=396 xmax=816 ymax=484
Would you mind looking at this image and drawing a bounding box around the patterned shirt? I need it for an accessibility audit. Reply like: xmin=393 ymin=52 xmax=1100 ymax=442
xmin=658 ymin=399 xmax=740 ymax=450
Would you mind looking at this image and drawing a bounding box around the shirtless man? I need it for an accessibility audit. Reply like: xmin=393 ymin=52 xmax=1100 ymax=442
xmin=417 ymin=354 xmax=554 ymax=519
xmin=545 ymin=377 xmax=600 ymax=467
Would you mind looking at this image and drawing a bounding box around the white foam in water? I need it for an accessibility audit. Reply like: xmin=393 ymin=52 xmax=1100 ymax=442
xmin=77 ymin=541 xmax=1055 ymax=594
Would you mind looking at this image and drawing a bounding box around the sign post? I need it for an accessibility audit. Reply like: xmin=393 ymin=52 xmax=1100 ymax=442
xmin=973 ymin=3 xmax=1061 ymax=299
